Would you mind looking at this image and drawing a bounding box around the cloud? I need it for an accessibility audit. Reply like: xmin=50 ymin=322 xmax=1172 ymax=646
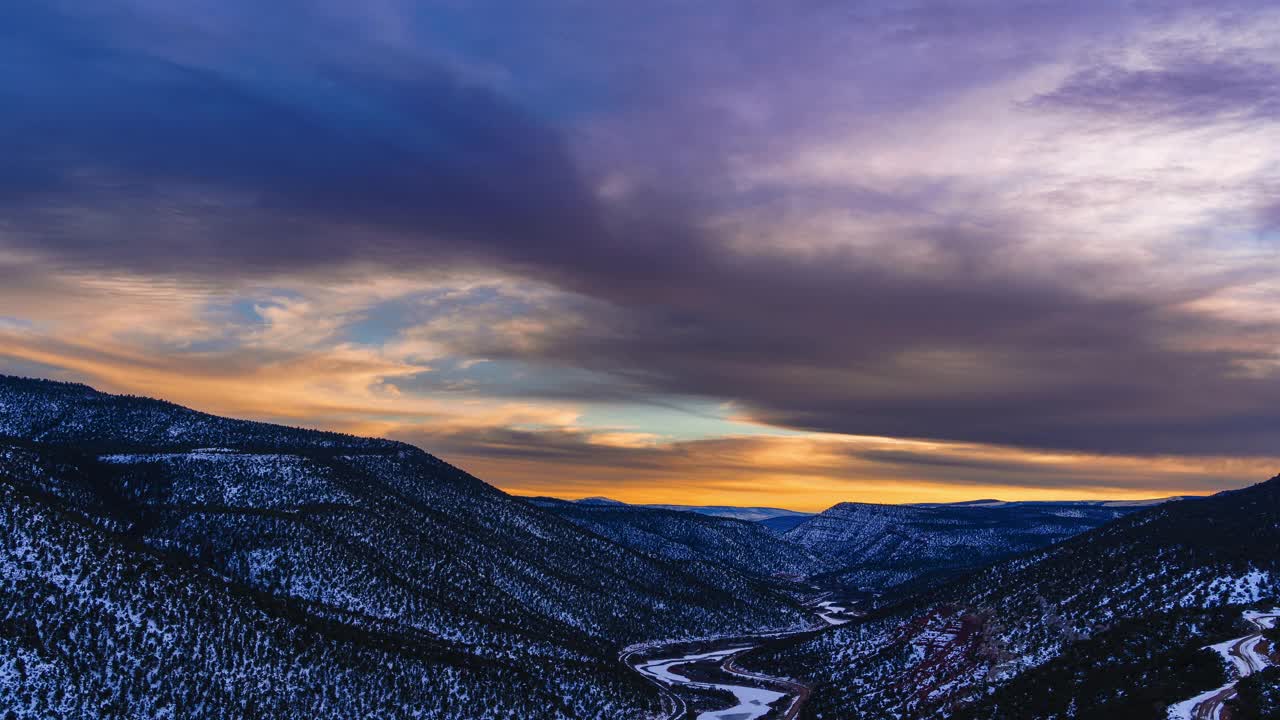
xmin=0 ymin=1 xmax=599 ymax=278
xmin=424 ymin=234 xmax=1280 ymax=455
xmin=1 ymin=0 xmax=1279 ymax=472
xmin=392 ymin=423 xmax=1279 ymax=509
xmin=1029 ymin=56 xmax=1280 ymax=125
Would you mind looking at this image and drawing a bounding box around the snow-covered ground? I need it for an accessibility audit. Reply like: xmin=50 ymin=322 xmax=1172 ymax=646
xmin=1167 ymin=609 xmax=1279 ymax=720
xmin=817 ymin=600 xmax=853 ymax=626
xmin=635 ymin=648 xmax=786 ymax=720
xmin=624 ymin=594 xmax=854 ymax=719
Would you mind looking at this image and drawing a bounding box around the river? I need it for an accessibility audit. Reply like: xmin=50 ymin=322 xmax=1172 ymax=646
xmin=624 ymin=598 xmax=854 ymax=720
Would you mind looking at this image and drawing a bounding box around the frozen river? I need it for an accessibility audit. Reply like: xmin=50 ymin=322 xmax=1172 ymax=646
xmin=634 ymin=647 xmax=787 ymax=720
xmin=626 ymin=597 xmax=854 ymax=719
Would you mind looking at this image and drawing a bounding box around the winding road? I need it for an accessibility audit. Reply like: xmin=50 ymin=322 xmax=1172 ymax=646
xmin=1168 ymin=609 xmax=1278 ymax=720
xmin=624 ymin=596 xmax=854 ymax=720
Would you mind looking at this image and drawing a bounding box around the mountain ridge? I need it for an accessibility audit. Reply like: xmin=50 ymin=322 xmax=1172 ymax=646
xmin=783 ymin=497 xmax=1155 ymax=592
xmin=749 ymin=474 xmax=1280 ymax=719
xmin=0 ymin=374 xmax=810 ymax=719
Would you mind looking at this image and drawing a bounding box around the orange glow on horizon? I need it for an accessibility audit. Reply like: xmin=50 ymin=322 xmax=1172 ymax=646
xmin=3 ymin=331 xmax=1275 ymax=513
xmin=455 ymin=454 xmax=1244 ymax=513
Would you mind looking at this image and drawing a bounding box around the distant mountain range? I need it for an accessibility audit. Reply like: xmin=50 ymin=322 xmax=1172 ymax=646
xmin=572 ymin=496 xmax=816 ymax=533
xmin=784 ymin=499 xmax=1165 ymax=592
xmin=573 ymin=496 xmax=812 ymax=522
xmin=568 ymin=494 xmax=1191 ymax=595
xmin=564 ymin=490 xmax=1193 ymax=596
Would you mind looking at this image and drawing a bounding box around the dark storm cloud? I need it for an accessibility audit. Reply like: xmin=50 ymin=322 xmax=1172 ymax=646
xmin=0 ymin=0 xmax=1140 ymax=277
xmin=3 ymin=0 xmax=1280 ymax=459
xmin=1030 ymin=56 xmax=1280 ymax=124
xmin=403 ymin=425 xmax=679 ymax=469
xmin=503 ymin=251 xmax=1280 ymax=456
xmin=0 ymin=1 xmax=600 ymax=275
xmin=393 ymin=424 xmax=1261 ymax=496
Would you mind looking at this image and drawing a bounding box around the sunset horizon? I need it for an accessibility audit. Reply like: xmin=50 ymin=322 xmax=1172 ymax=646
xmin=6 ymin=3 xmax=1280 ymax=514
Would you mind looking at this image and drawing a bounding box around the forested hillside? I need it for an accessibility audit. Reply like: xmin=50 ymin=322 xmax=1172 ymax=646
xmin=750 ymin=478 xmax=1280 ymax=719
xmin=785 ymin=499 xmax=1145 ymax=591
xmin=0 ymin=375 xmax=809 ymax=718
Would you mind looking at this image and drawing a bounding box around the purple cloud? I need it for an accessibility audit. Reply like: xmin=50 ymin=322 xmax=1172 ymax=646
xmin=1030 ymin=56 xmax=1280 ymax=124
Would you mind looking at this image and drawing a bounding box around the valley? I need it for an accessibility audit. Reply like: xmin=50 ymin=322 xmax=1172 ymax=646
xmin=0 ymin=375 xmax=1276 ymax=720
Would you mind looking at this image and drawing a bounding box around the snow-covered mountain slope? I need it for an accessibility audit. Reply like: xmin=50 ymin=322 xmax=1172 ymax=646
xmin=0 ymin=375 xmax=810 ymax=719
xmin=751 ymin=475 xmax=1280 ymax=720
xmin=530 ymin=497 xmax=833 ymax=578
xmin=0 ymin=478 xmax=654 ymax=719
xmin=785 ymin=499 xmax=1145 ymax=590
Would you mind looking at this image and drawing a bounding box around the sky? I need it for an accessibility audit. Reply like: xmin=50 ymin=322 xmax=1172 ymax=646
xmin=2 ymin=0 xmax=1279 ymax=510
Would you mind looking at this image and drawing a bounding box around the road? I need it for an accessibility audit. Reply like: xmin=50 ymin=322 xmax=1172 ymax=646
xmin=624 ymin=597 xmax=854 ymax=720
xmin=619 ymin=646 xmax=689 ymax=720
xmin=1167 ymin=609 xmax=1278 ymax=720
xmin=721 ymin=650 xmax=811 ymax=719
